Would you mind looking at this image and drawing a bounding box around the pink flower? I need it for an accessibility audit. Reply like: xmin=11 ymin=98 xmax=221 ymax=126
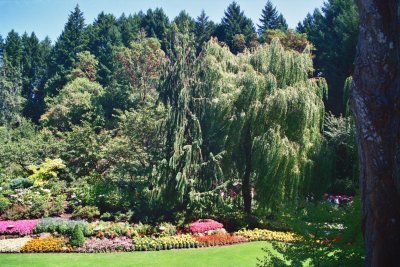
xmin=189 ymin=219 xmax=223 ymax=234
xmin=0 ymin=220 xmax=38 ymax=235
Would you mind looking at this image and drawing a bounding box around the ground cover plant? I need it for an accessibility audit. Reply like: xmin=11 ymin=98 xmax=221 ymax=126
xmin=0 ymin=219 xmax=38 ymax=235
xmin=0 ymin=237 xmax=32 ymax=252
xmin=75 ymin=237 xmax=134 ymax=253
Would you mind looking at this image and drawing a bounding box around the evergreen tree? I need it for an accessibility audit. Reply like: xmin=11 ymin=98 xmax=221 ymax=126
xmin=3 ymin=30 xmax=22 ymax=69
xmin=21 ymin=32 xmax=51 ymax=122
xmin=173 ymin=11 xmax=196 ymax=34
xmin=219 ymin=2 xmax=256 ymax=53
xmin=118 ymin=13 xmax=141 ymax=47
xmin=0 ymin=60 xmax=25 ymax=126
xmin=46 ymin=4 xmax=88 ymax=95
xmin=277 ymin=14 xmax=288 ymax=30
xmin=141 ymin=8 xmax=170 ymax=49
xmin=297 ymin=0 xmax=358 ymax=115
xmin=0 ymin=34 xmax=4 ymax=67
xmin=156 ymin=27 xmax=231 ymax=217
xmin=86 ymin=12 xmax=122 ymax=86
xmin=195 ymin=10 xmax=216 ymax=52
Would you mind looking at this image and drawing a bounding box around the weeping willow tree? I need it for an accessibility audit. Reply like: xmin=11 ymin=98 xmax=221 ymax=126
xmin=224 ymin=40 xmax=326 ymax=214
xmin=155 ymin=30 xmax=326 ymax=216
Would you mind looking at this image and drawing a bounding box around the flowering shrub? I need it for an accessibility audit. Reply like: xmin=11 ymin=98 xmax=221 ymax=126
xmin=75 ymin=237 xmax=134 ymax=252
xmin=71 ymin=206 xmax=100 ymax=222
xmin=134 ymin=235 xmax=198 ymax=251
xmin=21 ymin=236 xmax=72 ymax=252
xmin=0 ymin=220 xmax=38 ymax=235
xmin=0 ymin=237 xmax=32 ymax=252
xmin=194 ymin=233 xmax=248 ymax=247
xmin=132 ymin=222 xmax=153 ymax=236
xmin=235 ymin=228 xmax=301 ymax=242
xmin=189 ymin=219 xmax=224 ymax=234
xmin=88 ymin=221 xmax=137 ymax=238
xmin=156 ymin=222 xmax=177 ymax=237
xmin=3 ymin=186 xmax=66 ymax=220
xmin=34 ymin=218 xmax=90 ymax=236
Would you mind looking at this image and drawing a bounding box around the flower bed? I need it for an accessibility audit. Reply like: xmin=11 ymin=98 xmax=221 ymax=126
xmin=0 ymin=220 xmax=38 ymax=235
xmin=75 ymin=237 xmax=134 ymax=253
xmin=88 ymin=221 xmax=137 ymax=238
xmin=0 ymin=218 xmax=305 ymax=253
xmin=194 ymin=233 xmax=248 ymax=247
xmin=235 ymin=228 xmax=301 ymax=242
xmin=189 ymin=219 xmax=224 ymax=234
xmin=21 ymin=236 xmax=72 ymax=253
xmin=0 ymin=237 xmax=32 ymax=252
xmin=133 ymin=235 xmax=198 ymax=251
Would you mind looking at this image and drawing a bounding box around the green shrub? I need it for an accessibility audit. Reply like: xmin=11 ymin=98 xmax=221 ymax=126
xmin=9 ymin=177 xmax=33 ymax=189
xmin=157 ymin=222 xmax=177 ymax=237
xmin=70 ymin=225 xmax=85 ymax=247
xmin=26 ymin=193 xmax=49 ymax=218
xmin=132 ymin=222 xmax=153 ymax=236
xmin=48 ymin=194 xmax=66 ymax=216
xmin=0 ymin=196 xmax=11 ymax=212
xmin=133 ymin=235 xmax=198 ymax=251
xmin=4 ymin=204 xmax=28 ymax=220
xmin=115 ymin=210 xmax=133 ymax=222
xmin=88 ymin=221 xmax=137 ymax=238
xmin=100 ymin=212 xmax=114 ymax=221
xmin=34 ymin=218 xmax=90 ymax=236
xmin=72 ymin=206 xmax=100 ymax=222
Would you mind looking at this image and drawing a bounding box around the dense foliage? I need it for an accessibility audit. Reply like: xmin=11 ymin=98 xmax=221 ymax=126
xmin=0 ymin=3 xmax=361 ymax=261
xmin=297 ymin=0 xmax=359 ymax=115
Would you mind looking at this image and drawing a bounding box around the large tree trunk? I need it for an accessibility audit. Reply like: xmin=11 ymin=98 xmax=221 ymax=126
xmin=351 ymin=0 xmax=400 ymax=266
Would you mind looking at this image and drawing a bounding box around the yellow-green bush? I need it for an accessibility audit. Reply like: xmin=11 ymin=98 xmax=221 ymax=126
xmin=134 ymin=234 xmax=198 ymax=251
xmin=235 ymin=228 xmax=301 ymax=242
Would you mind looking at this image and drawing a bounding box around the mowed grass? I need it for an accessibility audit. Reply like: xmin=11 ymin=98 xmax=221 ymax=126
xmin=0 ymin=241 xmax=277 ymax=267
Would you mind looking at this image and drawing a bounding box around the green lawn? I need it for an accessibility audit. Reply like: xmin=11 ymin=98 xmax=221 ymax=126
xmin=0 ymin=241 xmax=275 ymax=267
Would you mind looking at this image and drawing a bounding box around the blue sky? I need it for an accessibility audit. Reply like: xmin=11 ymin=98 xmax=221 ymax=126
xmin=0 ymin=0 xmax=325 ymax=42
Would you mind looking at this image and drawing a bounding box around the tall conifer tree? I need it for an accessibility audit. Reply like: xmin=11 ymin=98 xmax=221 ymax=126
xmin=173 ymin=11 xmax=196 ymax=34
xmin=0 ymin=35 xmax=5 ymax=67
xmin=21 ymin=32 xmax=51 ymax=122
xmin=87 ymin=12 xmax=122 ymax=86
xmin=141 ymin=8 xmax=170 ymax=49
xmin=0 ymin=59 xmax=25 ymax=126
xmin=219 ymin=2 xmax=255 ymax=53
xmin=46 ymin=5 xmax=88 ymax=95
xmin=118 ymin=13 xmax=141 ymax=47
xmin=4 ymin=30 xmax=22 ymax=69
xmin=195 ymin=10 xmax=216 ymax=52
xmin=258 ymin=1 xmax=288 ymax=35
xmin=297 ymin=0 xmax=358 ymax=114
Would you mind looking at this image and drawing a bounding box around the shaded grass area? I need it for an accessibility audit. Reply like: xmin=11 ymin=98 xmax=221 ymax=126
xmin=0 ymin=241 xmax=276 ymax=267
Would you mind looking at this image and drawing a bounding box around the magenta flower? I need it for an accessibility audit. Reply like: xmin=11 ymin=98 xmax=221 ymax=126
xmin=0 ymin=220 xmax=39 ymax=235
xmin=189 ymin=219 xmax=223 ymax=234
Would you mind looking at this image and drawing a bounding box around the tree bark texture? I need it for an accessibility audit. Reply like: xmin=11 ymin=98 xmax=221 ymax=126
xmin=351 ymin=0 xmax=400 ymax=266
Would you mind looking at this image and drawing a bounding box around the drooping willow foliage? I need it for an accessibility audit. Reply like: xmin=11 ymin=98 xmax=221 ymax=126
xmin=155 ymin=30 xmax=327 ymax=215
